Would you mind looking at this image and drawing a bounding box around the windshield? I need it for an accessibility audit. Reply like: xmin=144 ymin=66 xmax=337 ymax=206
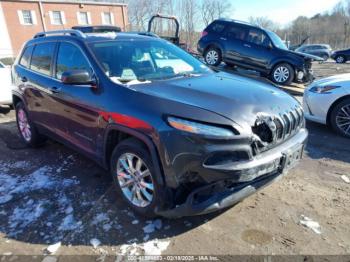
xmin=266 ymin=30 xmax=288 ymax=50
xmin=89 ymin=39 xmax=211 ymax=83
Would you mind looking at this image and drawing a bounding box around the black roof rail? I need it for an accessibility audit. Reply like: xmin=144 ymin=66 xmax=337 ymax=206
xmin=217 ymin=18 xmax=255 ymax=26
xmin=34 ymin=29 xmax=86 ymax=39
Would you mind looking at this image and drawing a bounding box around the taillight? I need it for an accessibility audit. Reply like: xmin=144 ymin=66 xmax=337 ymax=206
xmin=201 ymin=31 xmax=208 ymax=37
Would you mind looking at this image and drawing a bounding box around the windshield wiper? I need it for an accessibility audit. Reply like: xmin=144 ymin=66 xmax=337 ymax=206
xmin=160 ymin=72 xmax=201 ymax=80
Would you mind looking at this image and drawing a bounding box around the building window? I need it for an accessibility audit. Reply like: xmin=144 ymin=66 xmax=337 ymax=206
xmin=18 ymin=10 xmax=37 ymax=25
xmin=102 ymin=12 xmax=113 ymax=25
xmin=77 ymin=12 xmax=90 ymax=25
xmin=49 ymin=11 xmax=65 ymax=25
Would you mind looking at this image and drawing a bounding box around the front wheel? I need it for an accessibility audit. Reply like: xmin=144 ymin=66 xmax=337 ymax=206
xmin=204 ymin=47 xmax=222 ymax=66
xmin=335 ymin=55 xmax=346 ymax=64
xmin=330 ymin=98 xmax=350 ymax=138
xmin=271 ymin=63 xmax=294 ymax=85
xmin=110 ymin=138 xmax=163 ymax=217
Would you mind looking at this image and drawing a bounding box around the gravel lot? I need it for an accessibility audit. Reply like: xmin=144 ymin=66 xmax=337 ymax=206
xmin=0 ymin=62 xmax=349 ymax=259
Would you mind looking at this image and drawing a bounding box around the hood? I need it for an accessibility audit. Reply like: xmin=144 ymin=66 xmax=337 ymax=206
xmin=291 ymin=50 xmax=324 ymax=61
xmin=309 ymin=73 xmax=350 ymax=88
xmin=133 ymin=72 xmax=300 ymax=127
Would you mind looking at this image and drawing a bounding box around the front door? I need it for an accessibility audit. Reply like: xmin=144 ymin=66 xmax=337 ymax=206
xmin=239 ymin=28 xmax=274 ymax=71
xmin=51 ymin=42 xmax=101 ymax=156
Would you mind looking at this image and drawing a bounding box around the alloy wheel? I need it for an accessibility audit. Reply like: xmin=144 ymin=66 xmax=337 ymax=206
xmin=17 ymin=108 xmax=32 ymax=142
xmin=336 ymin=104 xmax=350 ymax=136
xmin=273 ymin=66 xmax=290 ymax=83
xmin=336 ymin=56 xmax=345 ymax=63
xmin=116 ymin=153 xmax=154 ymax=208
xmin=206 ymin=50 xmax=219 ymax=65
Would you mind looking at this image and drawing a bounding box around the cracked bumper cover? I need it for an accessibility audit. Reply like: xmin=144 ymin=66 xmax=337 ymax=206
xmin=157 ymin=128 xmax=308 ymax=218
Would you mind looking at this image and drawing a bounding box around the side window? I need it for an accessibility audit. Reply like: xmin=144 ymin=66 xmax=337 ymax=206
xmin=30 ymin=43 xmax=56 ymax=76
xmin=246 ymin=29 xmax=269 ymax=46
xmin=19 ymin=45 xmax=34 ymax=68
xmin=56 ymin=42 xmax=91 ymax=80
xmin=226 ymin=24 xmax=247 ymax=41
xmin=209 ymin=22 xmax=225 ymax=33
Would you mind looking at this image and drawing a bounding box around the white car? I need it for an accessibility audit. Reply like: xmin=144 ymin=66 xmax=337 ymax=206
xmin=0 ymin=61 xmax=13 ymax=105
xmin=303 ymin=73 xmax=350 ymax=137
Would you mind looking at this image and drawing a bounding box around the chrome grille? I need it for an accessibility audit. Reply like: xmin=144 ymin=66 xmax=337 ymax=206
xmin=252 ymin=106 xmax=304 ymax=154
xmin=275 ymin=107 xmax=304 ymax=141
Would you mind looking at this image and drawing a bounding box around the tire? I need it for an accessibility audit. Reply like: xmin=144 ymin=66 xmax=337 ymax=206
xmin=110 ymin=138 xmax=163 ymax=217
xmin=335 ymin=55 xmax=346 ymax=64
xmin=15 ymin=102 xmax=46 ymax=147
xmin=330 ymin=98 xmax=350 ymax=138
xmin=321 ymin=54 xmax=329 ymax=61
xmin=204 ymin=47 xmax=222 ymax=66
xmin=270 ymin=63 xmax=294 ymax=86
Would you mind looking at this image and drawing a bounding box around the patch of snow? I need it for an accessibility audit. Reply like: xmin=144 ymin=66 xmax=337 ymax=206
xmin=131 ymin=219 xmax=139 ymax=225
xmin=46 ymin=242 xmax=61 ymax=254
xmin=341 ymin=175 xmax=350 ymax=183
xmin=65 ymin=206 xmax=73 ymax=214
xmin=143 ymin=219 xmax=162 ymax=234
xmin=90 ymin=238 xmax=101 ymax=248
xmin=143 ymin=239 xmax=170 ymax=255
xmin=103 ymin=223 xmax=112 ymax=232
xmin=300 ymin=215 xmax=321 ymax=234
xmin=117 ymin=239 xmax=170 ymax=256
xmin=58 ymin=214 xmax=79 ymax=231
xmin=143 ymin=234 xmax=150 ymax=242
xmin=91 ymin=213 xmax=109 ymax=226
xmin=9 ymin=199 xmax=47 ymax=230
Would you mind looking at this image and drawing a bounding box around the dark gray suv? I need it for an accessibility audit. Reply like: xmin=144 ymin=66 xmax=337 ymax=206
xmin=12 ymin=29 xmax=308 ymax=218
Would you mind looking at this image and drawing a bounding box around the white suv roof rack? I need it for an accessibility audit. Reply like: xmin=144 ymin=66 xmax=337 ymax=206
xmin=34 ymin=30 xmax=86 ymax=39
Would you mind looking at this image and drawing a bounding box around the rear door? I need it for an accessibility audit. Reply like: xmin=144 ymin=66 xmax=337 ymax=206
xmin=222 ymin=23 xmax=248 ymax=64
xmin=15 ymin=42 xmax=58 ymax=132
xmin=51 ymin=42 xmax=100 ymax=156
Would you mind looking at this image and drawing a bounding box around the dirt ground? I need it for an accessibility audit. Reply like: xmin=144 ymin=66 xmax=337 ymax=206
xmin=0 ymin=62 xmax=350 ymax=260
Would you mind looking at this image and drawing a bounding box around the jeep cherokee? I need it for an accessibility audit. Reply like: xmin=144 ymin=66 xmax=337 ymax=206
xmin=12 ymin=30 xmax=308 ymax=218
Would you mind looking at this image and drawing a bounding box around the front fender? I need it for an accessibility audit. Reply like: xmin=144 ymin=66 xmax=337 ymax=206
xmin=102 ymin=123 xmax=165 ymax=187
xmin=269 ymin=57 xmax=304 ymax=72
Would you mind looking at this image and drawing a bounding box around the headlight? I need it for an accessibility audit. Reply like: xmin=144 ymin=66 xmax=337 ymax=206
xmin=167 ymin=116 xmax=235 ymax=139
xmin=309 ymin=85 xmax=340 ymax=94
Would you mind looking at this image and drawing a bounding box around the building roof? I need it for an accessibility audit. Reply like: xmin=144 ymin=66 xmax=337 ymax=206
xmin=4 ymin=0 xmax=127 ymax=6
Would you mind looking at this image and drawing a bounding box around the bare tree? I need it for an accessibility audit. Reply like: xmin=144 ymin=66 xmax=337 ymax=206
xmin=248 ymin=16 xmax=279 ymax=31
xmin=201 ymin=0 xmax=232 ymax=27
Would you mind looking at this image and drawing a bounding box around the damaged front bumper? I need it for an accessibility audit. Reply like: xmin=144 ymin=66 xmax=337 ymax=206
xmin=157 ymin=128 xmax=308 ymax=218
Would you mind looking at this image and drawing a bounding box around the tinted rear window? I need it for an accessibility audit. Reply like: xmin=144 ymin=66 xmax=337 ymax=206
xmin=19 ymin=45 xmax=34 ymax=68
xmin=208 ymin=21 xmax=226 ymax=33
xmin=30 ymin=42 xmax=56 ymax=76
xmin=226 ymin=24 xmax=247 ymax=40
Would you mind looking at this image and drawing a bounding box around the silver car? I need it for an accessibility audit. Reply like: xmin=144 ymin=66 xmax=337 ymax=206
xmin=0 ymin=61 xmax=13 ymax=105
xmin=303 ymin=74 xmax=350 ymax=137
xmin=296 ymin=44 xmax=332 ymax=61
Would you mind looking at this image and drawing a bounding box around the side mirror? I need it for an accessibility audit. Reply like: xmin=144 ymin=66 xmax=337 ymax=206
xmin=61 ymin=70 xmax=96 ymax=86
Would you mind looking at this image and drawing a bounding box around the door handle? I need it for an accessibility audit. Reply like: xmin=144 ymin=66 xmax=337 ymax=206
xmin=220 ymin=37 xmax=227 ymax=41
xmin=21 ymin=76 xmax=28 ymax=83
xmin=49 ymin=86 xmax=61 ymax=93
xmin=244 ymin=44 xmax=251 ymax=48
